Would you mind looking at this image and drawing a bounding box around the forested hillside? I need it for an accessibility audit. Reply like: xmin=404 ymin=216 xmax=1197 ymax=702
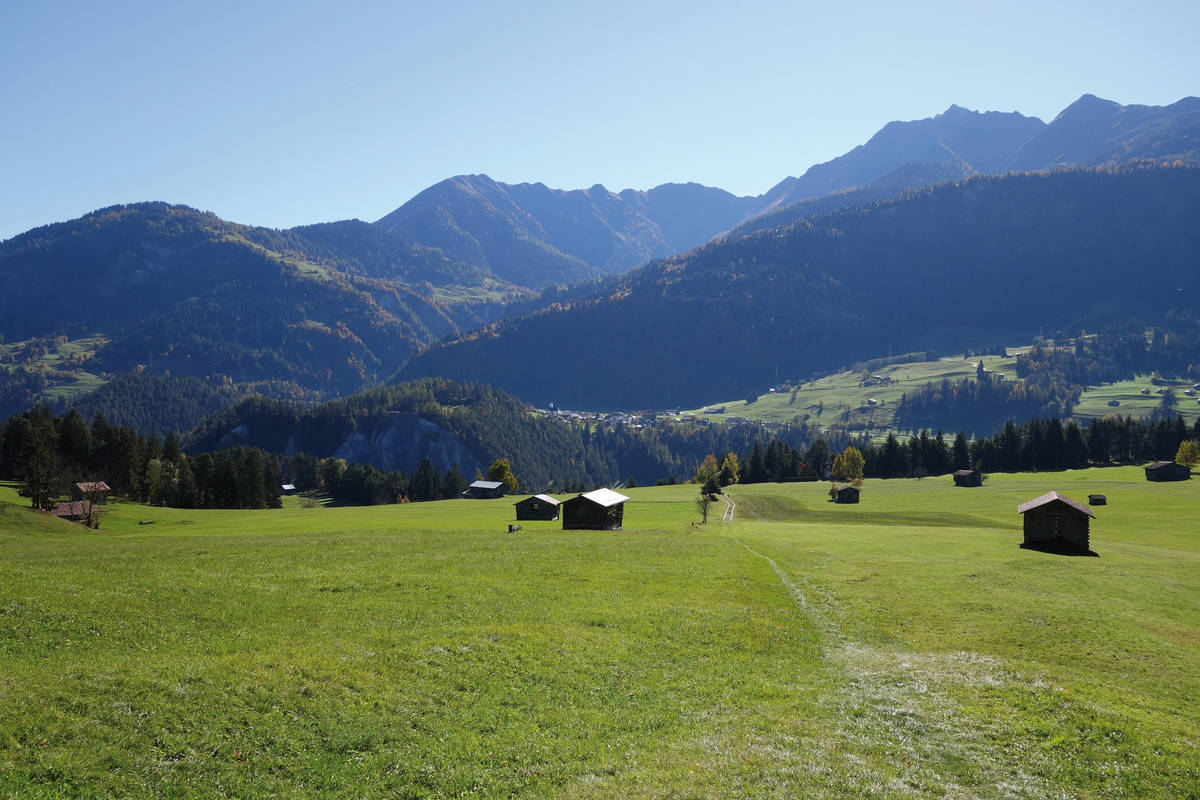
xmin=187 ymin=378 xmax=816 ymax=489
xmin=401 ymin=168 xmax=1200 ymax=409
xmin=0 ymin=203 xmax=514 ymax=415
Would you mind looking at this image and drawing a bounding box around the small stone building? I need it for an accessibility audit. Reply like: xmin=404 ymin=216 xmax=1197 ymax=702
xmin=562 ymin=488 xmax=629 ymax=530
xmin=514 ymin=494 xmax=560 ymax=521
xmin=1017 ymin=491 xmax=1095 ymax=553
xmin=1144 ymin=461 xmax=1190 ymax=482
xmin=952 ymin=469 xmax=983 ymax=487
xmin=835 ymin=485 xmax=860 ymax=504
xmin=462 ymin=480 xmax=506 ymax=499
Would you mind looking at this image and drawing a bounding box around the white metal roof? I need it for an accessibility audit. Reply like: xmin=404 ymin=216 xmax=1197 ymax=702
xmin=516 ymin=494 xmax=560 ymax=506
xmin=468 ymin=480 xmax=505 ymax=489
xmin=579 ymin=488 xmax=630 ymax=507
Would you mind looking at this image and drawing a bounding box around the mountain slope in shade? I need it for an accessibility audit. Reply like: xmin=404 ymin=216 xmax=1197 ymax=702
xmin=399 ymin=168 xmax=1200 ymax=410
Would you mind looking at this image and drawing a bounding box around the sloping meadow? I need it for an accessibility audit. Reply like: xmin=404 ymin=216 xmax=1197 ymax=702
xmin=1 ymin=469 xmax=1196 ymax=797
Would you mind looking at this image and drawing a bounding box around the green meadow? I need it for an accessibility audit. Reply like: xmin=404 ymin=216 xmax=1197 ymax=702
xmin=683 ymin=353 xmax=1021 ymax=432
xmin=1 ymin=469 xmax=1197 ymax=798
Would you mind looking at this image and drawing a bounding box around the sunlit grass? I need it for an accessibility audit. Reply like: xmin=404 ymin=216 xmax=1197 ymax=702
xmin=1 ymin=469 xmax=1196 ymax=797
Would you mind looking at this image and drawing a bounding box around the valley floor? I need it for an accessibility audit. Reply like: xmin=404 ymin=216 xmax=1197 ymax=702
xmin=1 ymin=469 xmax=1196 ymax=798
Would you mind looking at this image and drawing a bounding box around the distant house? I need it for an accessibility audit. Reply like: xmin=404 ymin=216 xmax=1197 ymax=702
xmin=462 ymin=480 xmax=506 ymax=499
xmin=562 ymin=488 xmax=629 ymax=530
xmin=1088 ymin=494 xmax=1107 ymax=505
xmin=49 ymin=501 xmax=88 ymax=521
xmin=515 ymin=494 xmax=560 ymax=521
xmin=71 ymin=481 xmax=111 ymax=504
xmin=952 ymin=469 xmax=983 ymax=487
xmin=834 ymin=485 xmax=860 ymax=504
xmin=1017 ymin=491 xmax=1095 ymax=553
xmin=1144 ymin=461 xmax=1190 ymax=482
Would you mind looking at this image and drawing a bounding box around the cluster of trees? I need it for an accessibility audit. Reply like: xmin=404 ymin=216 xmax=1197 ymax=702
xmin=896 ymin=361 xmax=1079 ymax=434
xmin=0 ymin=407 xmax=282 ymax=511
xmin=1017 ymin=317 xmax=1200 ymax=387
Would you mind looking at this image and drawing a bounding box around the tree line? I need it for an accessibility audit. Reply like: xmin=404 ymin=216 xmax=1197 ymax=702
xmin=732 ymin=414 xmax=1200 ymax=485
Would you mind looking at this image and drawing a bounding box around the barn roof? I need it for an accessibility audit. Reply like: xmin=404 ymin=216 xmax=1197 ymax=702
xmin=468 ymin=480 xmax=505 ymax=490
xmin=1017 ymin=491 xmax=1095 ymax=518
xmin=75 ymin=481 xmax=111 ymax=492
xmin=516 ymin=494 xmax=560 ymax=506
xmin=579 ymin=488 xmax=629 ymax=507
xmin=953 ymin=469 xmax=979 ymax=477
xmin=1145 ymin=461 xmax=1178 ymax=470
xmin=51 ymin=501 xmax=87 ymax=517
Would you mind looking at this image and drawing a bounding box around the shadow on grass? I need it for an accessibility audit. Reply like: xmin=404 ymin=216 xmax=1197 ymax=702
xmin=1019 ymin=543 xmax=1100 ymax=557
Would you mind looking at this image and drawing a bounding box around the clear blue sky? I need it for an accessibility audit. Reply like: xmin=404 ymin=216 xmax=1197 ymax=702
xmin=2 ymin=0 xmax=1197 ymax=241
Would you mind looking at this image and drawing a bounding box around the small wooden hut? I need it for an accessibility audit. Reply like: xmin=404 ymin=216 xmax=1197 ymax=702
xmin=952 ymin=469 xmax=983 ymax=487
xmin=835 ymin=485 xmax=860 ymax=504
xmin=1017 ymin=491 xmax=1095 ymax=553
xmin=562 ymin=488 xmax=629 ymax=530
xmin=1144 ymin=461 xmax=1190 ymax=482
xmin=462 ymin=480 xmax=506 ymax=499
xmin=1088 ymin=494 xmax=1107 ymax=505
xmin=71 ymin=481 xmax=111 ymax=504
xmin=514 ymin=494 xmax=560 ymax=521
xmin=49 ymin=501 xmax=88 ymax=521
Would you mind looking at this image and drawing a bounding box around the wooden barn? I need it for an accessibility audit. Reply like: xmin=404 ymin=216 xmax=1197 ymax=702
xmin=1144 ymin=461 xmax=1190 ymax=482
xmin=835 ymin=485 xmax=860 ymax=504
xmin=49 ymin=501 xmax=88 ymax=521
xmin=952 ymin=469 xmax=983 ymax=487
xmin=462 ymin=480 xmax=506 ymax=499
xmin=562 ymin=488 xmax=629 ymax=530
xmin=1088 ymin=494 xmax=1107 ymax=506
xmin=514 ymin=494 xmax=560 ymax=521
xmin=1017 ymin=491 xmax=1095 ymax=553
xmin=71 ymin=481 xmax=111 ymax=503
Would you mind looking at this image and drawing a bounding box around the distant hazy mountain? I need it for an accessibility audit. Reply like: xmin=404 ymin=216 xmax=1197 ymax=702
xmin=400 ymin=168 xmax=1200 ymax=409
xmin=759 ymin=105 xmax=1046 ymax=212
xmin=375 ymin=96 xmax=1198 ymax=293
xmin=374 ymin=175 xmax=761 ymax=289
xmin=1008 ymin=94 xmax=1200 ymax=171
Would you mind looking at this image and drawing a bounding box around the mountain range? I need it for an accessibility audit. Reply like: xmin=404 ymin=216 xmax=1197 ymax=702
xmin=2 ymin=93 xmax=1198 ymax=429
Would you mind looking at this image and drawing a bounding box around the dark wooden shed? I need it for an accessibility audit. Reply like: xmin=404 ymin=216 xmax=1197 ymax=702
xmin=1088 ymin=494 xmax=1107 ymax=505
xmin=1017 ymin=491 xmax=1095 ymax=553
xmin=835 ymin=485 xmax=860 ymax=504
xmin=952 ymin=469 xmax=983 ymax=487
xmin=462 ymin=480 xmax=506 ymax=499
xmin=562 ymin=488 xmax=629 ymax=530
xmin=514 ymin=494 xmax=560 ymax=521
xmin=1144 ymin=461 xmax=1190 ymax=482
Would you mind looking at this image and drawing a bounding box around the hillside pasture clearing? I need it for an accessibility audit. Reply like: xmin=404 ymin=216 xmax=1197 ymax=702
xmin=1 ymin=471 xmax=1197 ymax=798
xmin=684 ymin=353 xmax=1020 ymax=432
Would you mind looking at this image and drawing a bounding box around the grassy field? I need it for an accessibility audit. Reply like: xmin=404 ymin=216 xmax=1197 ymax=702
xmin=1074 ymin=378 xmax=1200 ymax=424
xmin=1 ymin=470 xmax=1197 ymax=798
xmin=683 ymin=353 xmax=1021 ymax=433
